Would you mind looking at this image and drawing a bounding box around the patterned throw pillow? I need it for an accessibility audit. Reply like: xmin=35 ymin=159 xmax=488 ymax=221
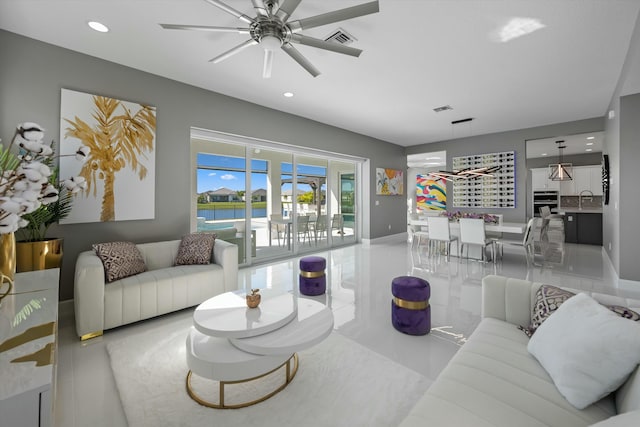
xmin=519 ymin=285 xmax=575 ymax=337
xmin=519 ymin=285 xmax=640 ymax=337
xmin=93 ymin=241 xmax=147 ymax=283
xmin=175 ymin=233 xmax=216 ymax=265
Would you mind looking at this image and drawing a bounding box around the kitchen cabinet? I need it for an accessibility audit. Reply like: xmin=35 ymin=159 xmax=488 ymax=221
xmin=531 ymin=168 xmax=560 ymax=191
xmin=557 ymin=165 xmax=603 ymax=196
xmin=562 ymin=212 xmax=602 ymax=245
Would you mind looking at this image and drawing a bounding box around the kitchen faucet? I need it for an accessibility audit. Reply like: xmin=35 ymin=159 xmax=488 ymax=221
xmin=579 ymin=190 xmax=594 ymax=210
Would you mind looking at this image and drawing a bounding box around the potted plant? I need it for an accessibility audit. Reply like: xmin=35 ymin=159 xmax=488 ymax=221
xmin=0 ymin=122 xmax=88 ymax=274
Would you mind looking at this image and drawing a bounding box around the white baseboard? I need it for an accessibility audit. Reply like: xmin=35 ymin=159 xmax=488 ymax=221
xmin=362 ymin=232 xmax=407 ymax=246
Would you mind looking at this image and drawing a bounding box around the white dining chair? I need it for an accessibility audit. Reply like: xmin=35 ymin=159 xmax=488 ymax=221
xmin=539 ymin=206 xmax=565 ymax=239
xmin=312 ymin=214 xmax=328 ymax=243
xmin=331 ymin=214 xmax=344 ymax=238
xmin=459 ymin=218 xmax=496 ymax=263
xmin=500 ymin=218 xmax=536 ymax=266
xmin=426 ymin=216 xmax=457 ymax=261
xmin=297 ymin=215 xmax=312 ymax=245
xmin=269 ymin=213 xmax=284 ymax=246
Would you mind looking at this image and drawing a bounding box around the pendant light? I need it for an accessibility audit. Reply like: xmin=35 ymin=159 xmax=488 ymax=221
xmin=548 ymin=140 xmax=573 ymax=181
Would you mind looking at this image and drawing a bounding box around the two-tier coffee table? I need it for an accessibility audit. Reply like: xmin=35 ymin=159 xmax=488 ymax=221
xmin=186 ymin=290 xmax=333 ymax=409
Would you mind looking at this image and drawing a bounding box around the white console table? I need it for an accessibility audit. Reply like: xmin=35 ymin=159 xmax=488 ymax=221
xmin=0 ymin=268 xmax=60 ymax=427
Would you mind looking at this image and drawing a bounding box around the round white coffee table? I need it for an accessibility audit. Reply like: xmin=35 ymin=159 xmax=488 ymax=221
xmin=186 ymin=290 xmax=333 ymax=409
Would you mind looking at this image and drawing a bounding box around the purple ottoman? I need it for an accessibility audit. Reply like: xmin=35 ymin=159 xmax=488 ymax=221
xmin=299 ymin=256 xmax=326 ymax=296
xmin=391 ymin=276 xmax=431 ymax=335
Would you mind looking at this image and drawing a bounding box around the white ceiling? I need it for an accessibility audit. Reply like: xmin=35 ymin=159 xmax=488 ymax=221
xmin=1 ymin=0 xmax=639 ymax=147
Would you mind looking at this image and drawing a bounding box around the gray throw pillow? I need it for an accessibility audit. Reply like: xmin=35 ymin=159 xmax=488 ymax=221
xmin=93 ymin=241 xmax=146 ymax=283
xmin=175 ymin=233 xmax=216 ymax=265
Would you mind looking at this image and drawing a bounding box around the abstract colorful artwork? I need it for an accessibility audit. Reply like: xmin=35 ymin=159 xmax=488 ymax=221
xmin=59 ymin=89 xmax=156 ymax=223
xmin=376 ymin=168 xmax=403 ymax=195
xmin=416 ymin=175 xmax=446 ymax=211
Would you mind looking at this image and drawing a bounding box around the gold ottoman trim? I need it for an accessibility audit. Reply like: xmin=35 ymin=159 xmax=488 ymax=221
xmin=393 ymin=297 xmax=429 ymax=310
xmin=300 ymin=271 xmax=325 ymax=279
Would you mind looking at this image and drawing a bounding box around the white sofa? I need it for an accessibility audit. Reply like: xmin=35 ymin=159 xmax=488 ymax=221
xmin=399 ymin=275 xmax=640 ymax=427
xmin=74 ymin=238 xmax=238 ymax=340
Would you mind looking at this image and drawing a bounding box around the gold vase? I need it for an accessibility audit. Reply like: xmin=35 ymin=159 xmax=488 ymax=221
xmin=0 ymin=232 xmax=16 ymax=281
xmin=16 ymin=238 xmax=64 ymax=272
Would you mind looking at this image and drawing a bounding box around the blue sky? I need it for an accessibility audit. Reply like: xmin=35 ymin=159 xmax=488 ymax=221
xmin=196 ymin=153 xmax=326 ymax=194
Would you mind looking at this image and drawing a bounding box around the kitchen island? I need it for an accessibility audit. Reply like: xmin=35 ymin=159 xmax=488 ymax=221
xmin=555 ymin=207 xmax=603 ymax=245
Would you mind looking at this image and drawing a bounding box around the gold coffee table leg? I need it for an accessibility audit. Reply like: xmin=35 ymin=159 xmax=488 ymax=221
xmin=186 ymin=353 xmax=299 ymax=409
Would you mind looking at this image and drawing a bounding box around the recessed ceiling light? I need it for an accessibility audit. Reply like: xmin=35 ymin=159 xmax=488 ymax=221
xmin=283 ymin=92 xmax=294 ymax=98
xmin=586 ymin=142 xmax=594 ymax=146
xmin=88 ymin=21 xmax=109 ymax=33
xmin=586 ymin=148 xmax=593 ymax=152
xmin=586 ymin=136 xmax=595 ymax=140
xmin=541 ymin=153 xmax=548 ymax=156
xmin=498 ymin=17 xmax=545 ymax=42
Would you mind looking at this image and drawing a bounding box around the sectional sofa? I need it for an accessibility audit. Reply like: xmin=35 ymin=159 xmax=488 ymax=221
xmin=399 ymin=275 xmax=640 ymax=427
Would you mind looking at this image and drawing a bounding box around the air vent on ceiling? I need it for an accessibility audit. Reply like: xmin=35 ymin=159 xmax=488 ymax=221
xmin=433 ymin=105 xmax=453 ymax=113
xmin=324 ymin=27 xmax=356 ymax=45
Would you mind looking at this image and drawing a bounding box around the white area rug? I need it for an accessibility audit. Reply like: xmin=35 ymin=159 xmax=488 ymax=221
xmin=107 ymin=318 xmax=431 ymax=427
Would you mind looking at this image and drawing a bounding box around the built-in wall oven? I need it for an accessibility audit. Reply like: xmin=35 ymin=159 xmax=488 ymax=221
xmin=532 ymin=190 xmax=559 ymax=217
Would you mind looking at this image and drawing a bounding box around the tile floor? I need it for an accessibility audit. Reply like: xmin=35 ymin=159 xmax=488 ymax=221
xmin=54 ymin=238 xmax=640 ymax=427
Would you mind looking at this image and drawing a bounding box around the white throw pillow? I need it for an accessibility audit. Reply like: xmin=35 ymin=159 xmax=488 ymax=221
xmin=527 ymin=293 xmax=640 ymax=409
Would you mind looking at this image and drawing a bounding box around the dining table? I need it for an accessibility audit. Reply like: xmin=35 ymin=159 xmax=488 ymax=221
xmin=409 ymin=219 xmax=527 ymax=235
xmin=409 ymin=218 xmax=527 ymax=261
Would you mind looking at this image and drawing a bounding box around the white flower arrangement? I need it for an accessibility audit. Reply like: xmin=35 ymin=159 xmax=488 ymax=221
xmin=0 ymin=122 xmax=89 ymax=235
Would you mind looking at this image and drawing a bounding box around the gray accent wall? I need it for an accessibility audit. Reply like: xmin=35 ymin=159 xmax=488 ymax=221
xmin=406 ymin=118 xmax=604 ymax=224
xmin=0 ymin=30 xmax=406 ymax=300
xmin=604 ymin=8 xmax=640 ymax=284
xmin=618 ymin=93 xmax=640 ymax=281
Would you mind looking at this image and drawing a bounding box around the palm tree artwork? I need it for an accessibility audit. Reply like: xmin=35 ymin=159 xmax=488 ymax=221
xmin=62 ymin=92 xmax=156 ymax=222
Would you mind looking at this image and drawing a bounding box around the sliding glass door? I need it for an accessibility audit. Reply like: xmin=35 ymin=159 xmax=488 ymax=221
xmin=250 ymin=147 xmax=293 ymax=260
xmin=192 ymin=131 xmax=361 ymax=265
xmin=331 ymin=160 xmax=357 ymax=246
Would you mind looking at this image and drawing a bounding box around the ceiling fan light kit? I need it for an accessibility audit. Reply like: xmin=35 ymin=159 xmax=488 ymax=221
xmin=160 ymin=0 xmax=380 ymax=78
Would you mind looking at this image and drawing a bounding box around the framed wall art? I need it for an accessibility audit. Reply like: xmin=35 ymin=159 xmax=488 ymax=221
xmin=416 ymin=174 xmax=446 ymax=210
xmin=376 ymin=168 xmax=403 ymax=195
xmin=452 ymin=151 xmax=515 ymax=208
xmin=59 ymin=89 xmax=157 ymax=223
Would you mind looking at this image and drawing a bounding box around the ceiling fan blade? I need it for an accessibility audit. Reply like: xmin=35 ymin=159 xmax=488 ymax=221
xmin=281 ymin=43 xmax=320 ymax=77
xmin=159 ymin=23 xmax=250 ymax=34
xmin=274 ymin=0 xmax=302 ymax=22
xmin=203 ymin=0 xmax=255 ymax=24
xmin=288 ymin=1 xmax=379 ymax=32
xmin=209 ymin=39 xmax=258 ymax=63
xmin=290 ymin=34 xmax=363 ymax=57
xmin=251 ymin=0 xmax=269 ymax=17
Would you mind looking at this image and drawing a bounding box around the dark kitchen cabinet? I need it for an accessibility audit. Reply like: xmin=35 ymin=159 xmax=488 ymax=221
xmin=577 ymin=213 xmax=603 ymax=245
xmin=562 ymin=212 xmax=602 ymax=245
xmin=564 ymin=214 xmax=578 ymax=243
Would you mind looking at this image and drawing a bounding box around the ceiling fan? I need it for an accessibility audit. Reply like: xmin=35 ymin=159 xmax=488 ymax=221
xmin=160 ymin=0 xmax=380 ymax=78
